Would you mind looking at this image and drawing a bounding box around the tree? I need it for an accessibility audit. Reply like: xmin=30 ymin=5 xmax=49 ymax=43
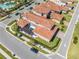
xmin=73 ymin=36 xmax=78 ymax=44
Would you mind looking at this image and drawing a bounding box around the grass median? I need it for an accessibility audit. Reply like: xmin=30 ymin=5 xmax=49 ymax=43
xmin=0 ymin=44 xmax=18 ymax=59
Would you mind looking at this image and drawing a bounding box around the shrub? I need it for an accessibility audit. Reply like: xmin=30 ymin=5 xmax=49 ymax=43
xmin=73 ymin=36 xmax=78 ymax=44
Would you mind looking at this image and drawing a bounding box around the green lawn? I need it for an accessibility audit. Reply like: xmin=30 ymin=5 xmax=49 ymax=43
xmin=63 ymin=13 xmax=72 ymax=22
xmin=67 ymin=22 xmax=79 ymax=59
xmin=0 ymin=44 xmax=18 ymax=59
xmin=0 ymin=53 xmax=6 ymax=59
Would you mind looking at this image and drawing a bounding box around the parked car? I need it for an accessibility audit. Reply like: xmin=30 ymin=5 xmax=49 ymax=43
xmin=7 ymin=15 xmax=11 ymax=18
xmin=30 ymin=48 xmax=38 ymax=53
xmin=15 ymin=12 xmax=20 ymax=16
xmin=25 ymin=4 xmax=29 ymax=7
xmin=19 ymin=7 xmax=24 ymax=10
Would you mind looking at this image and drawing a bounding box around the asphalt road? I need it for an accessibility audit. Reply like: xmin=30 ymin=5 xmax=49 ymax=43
xmin=0 ymin=0 xmax=49 ymax=59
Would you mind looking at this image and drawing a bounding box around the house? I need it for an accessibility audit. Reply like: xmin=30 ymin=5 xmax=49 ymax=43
xmin=17 ymin=19 xmax=36 ymax=35
xmin=17 ymin=19 xmax=29 ymax=28
xmin=33 ymin=26 xmax=59 ymax=42
xmin=33 ymin=3 xmax=50 ymax=15
xmin=44 ymin=1 xmax=69 ymax=13
xmin=33 ymin=1 xmax=69 ymax=14
xmin=33 ymin=3 xmax=64 ymax=23
xmin=51 ymin=12 xmax=64 ymax=23
xmin=22 ymin=12 xmax=55 ymax=30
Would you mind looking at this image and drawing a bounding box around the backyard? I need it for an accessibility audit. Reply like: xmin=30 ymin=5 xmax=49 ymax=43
xmin=67 ymin=22 xmax=79 ymax=59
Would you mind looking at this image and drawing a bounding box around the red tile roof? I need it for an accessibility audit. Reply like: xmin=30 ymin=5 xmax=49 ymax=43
xmin=51 ymin=12 xmax=64 ymax=21
xmin=33 ymin=26 xmax=58 ymax=41
xmin=33 ymin=3 xmax=50 ymax=14
xmin=17 ymin=19 xmax=29 ymax=28
xmin=41 ymin=1 xmax=69 ymax=12
xmin=23 ymin=12 xmax=55 ymax=29
xmin=33 ymin=2 xmax=64 ymax=21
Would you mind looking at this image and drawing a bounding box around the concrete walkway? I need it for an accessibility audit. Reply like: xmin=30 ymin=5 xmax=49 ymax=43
xmin=57 ymin=31 xmax=64 ymax=39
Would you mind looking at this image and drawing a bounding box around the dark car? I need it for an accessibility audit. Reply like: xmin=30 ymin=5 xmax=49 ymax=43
xmin=30 ymin=48 xmax=38 ymax=53
xmin=15 ymin=13 xmax=20 ymax=15
xmin=7 ymin=15 xmax=11 ymax=18
xmin=19 ymin=7 xmax=24 ymax=10
xmin=25 ymin=4 xmax=29 ymax=7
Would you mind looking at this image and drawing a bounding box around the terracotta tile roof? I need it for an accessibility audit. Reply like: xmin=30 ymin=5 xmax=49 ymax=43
xmin=33 ymin=3 xmax=64 ymax=21
xmin=33 ymin=4 xmax=64 ymax=21
xmin=33 ymin=3 xmax=50 ymax=14
xmin=33 ymin=26 xmax=58 ymax=41
xmin=17 ymin=19 xmax=29 ymax=28
xmin=23 ymin=12 xmax=55 ymax=29
xmin=45 ymin=1 xmax=69 ymax=12
xmin=51 ymin=12 xmax=64 ymax=21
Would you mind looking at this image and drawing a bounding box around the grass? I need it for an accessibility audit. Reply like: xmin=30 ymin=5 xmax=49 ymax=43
xmin=56 ymin=21 xmax=67 ymax=32
xmin=8 ymin=20 xmax=16 ymax=26
xmin=6 ymin=27 xmax=25 ymax=41
xmin=0 ymin=16 xmax=8 ymax=22
xmin=67 ymin=22 xmax=79 ymax=59
xmin=63 ymin=13 xmax=72 ymax=22
xmin=35 ymin=37 xmax=61 ymax=50
xmin=0 ymin=53 xmax=6 ymax=59
xmin=0 ymin=44 xmax=18 ymax=59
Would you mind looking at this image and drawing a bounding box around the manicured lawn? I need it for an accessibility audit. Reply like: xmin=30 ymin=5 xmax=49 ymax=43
xmin=8 ymin=20 xmax=16 ymax=26
xmin=0 ymin=53 xmax=6 ymax=59
xmin=67 ymin=22 xmax=79 ymax=59
xmin=35 ymin=37 xmax=61 ymax=50
xmin=11 ymin=22 xmax=19 ymax=34
xmin=63 ymin=13 xmax=72 ymax=22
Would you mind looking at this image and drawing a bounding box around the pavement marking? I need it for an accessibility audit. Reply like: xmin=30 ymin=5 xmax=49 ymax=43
xmin=57 ymin=53 xmax=65 ymax=58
